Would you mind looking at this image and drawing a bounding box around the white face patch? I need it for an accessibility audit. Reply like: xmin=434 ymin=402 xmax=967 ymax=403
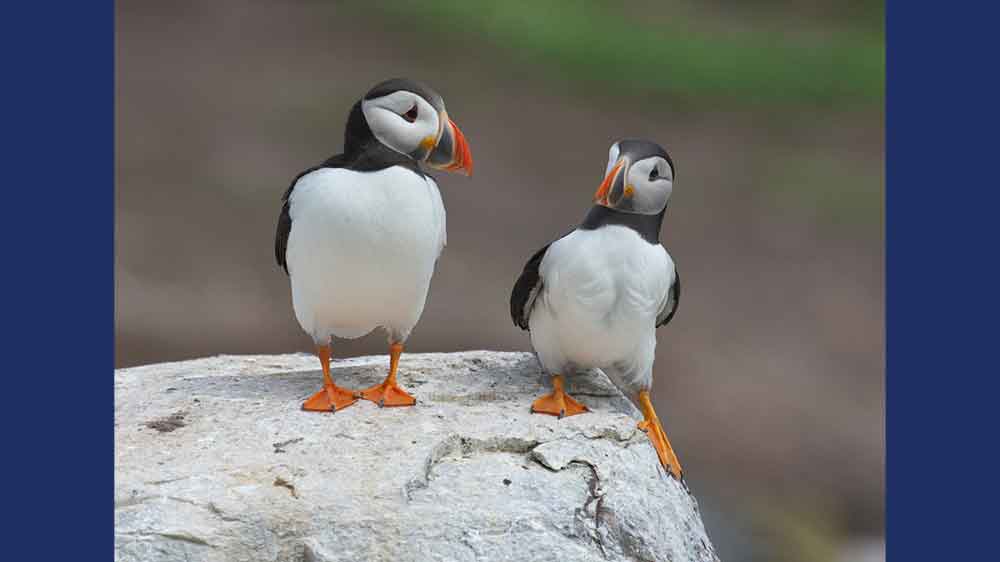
xmin=623 ymin=156 xmax=673 ymax=214
xmin=362 ymin=91 xmax=441 ymax=157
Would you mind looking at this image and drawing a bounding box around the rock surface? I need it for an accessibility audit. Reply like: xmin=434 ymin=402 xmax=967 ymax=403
xmin=115 ymin=351 xmax=719 ymax=562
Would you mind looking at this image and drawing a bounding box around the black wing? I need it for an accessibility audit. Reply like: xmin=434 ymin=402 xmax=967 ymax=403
xmin=510 ymin=242 xmax=553 ymax=330
xmin=275 ymin=160 xmax=348 ymax=274
xmin=656 ymin=268 xmax=680 ymax=328
xmin=274 ymin=180 xmax=296 ymax=274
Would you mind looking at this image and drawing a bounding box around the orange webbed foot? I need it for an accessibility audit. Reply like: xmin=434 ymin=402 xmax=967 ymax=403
xmin=302 ymin=345 xmax=357 ymax=413
xmin=531 ymin=391 xmax=588 ymax=418
xmin=360 ymin=342 xmax=416 ymax=408
xmin=302 ymin=384 xmax=357 ymax=413
xmin=530 ymin=374 xmax=588 ymax=419
xmin=360 ymin=380 xmax=416 ymax=408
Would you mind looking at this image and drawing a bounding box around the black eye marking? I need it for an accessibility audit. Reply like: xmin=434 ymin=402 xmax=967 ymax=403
xmin=649 ymin=166 xmax=660 ymax=181
xmin=402 ymin=105 xmax=418 ymax=123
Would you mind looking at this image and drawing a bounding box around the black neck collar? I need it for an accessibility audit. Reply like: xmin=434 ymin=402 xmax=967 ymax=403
xmin=321 ymin=101 xmax=426 ymax=177
xmin=578 ymin=205 xmax=664 ymax=244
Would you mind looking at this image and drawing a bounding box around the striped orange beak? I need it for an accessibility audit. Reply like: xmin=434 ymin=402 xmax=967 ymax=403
xmin=595 ymin=160 xmax=623 ymax=205
xmin=427 ymin=117 xmax=473 ymax=176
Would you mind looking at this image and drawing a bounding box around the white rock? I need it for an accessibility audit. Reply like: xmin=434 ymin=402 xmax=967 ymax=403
xmin=115 ymin=351 xmax=720 ymax=562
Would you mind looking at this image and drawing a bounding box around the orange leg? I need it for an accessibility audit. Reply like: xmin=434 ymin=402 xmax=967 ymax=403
xmin=530 ymin=374 xmax=588 ymax=419
xmin=360 ymin=343 xmax=416 ymax=407
xmin=302 ymin=345 xmax=357 ymax=413
xmin=636 ymin=390 xmax=683 ymax=479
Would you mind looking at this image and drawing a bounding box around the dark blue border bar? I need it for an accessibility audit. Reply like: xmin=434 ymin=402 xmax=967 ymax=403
xmin=888 ymin=2 xmax=999 ymax=560
xmin=3 ymin=1 xmax=999 ymax=559
xmin=1 ymin=2 xmax=112 ymax=555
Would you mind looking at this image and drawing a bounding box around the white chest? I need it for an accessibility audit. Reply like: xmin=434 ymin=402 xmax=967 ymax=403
xmin=542 ymin=227 xmax=672 ymax=318
xmin=284 ymin=166 xmax=447 ymax=340
xmin=288 ymin=167 xmax=446 ymax=262
xmin=531 ymin=226 xmax=673 ymax=365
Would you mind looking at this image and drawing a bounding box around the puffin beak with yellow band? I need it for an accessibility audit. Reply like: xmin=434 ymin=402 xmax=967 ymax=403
xmin=594 ymin=159 xmax=626 ymax=206
xmin=426 ymin=112 xmax=473 ymax=176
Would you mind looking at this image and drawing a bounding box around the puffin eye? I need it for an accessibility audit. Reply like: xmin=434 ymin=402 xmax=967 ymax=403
xmin=648 ymin=166 xmax=660 ymax=181
xmin=402 ymin=105 xmax=418 ymax=123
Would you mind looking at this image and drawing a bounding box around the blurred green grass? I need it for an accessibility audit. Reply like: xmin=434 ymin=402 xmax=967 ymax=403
xmin=362 ymin=0 xmax=883 ymax=109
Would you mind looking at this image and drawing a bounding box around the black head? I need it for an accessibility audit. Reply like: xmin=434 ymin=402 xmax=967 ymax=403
xmin=350 ymin=78 xmax=472 ymax=175
xmin=593 ymin=139 xmax=675 ymax=215
xmin=364 ymin=78 xmax=445 ymax=113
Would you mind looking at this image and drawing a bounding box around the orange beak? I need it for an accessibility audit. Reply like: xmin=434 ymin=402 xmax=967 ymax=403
xmin=443 ymin=119 xmax=473 ymax=176
xmin=595 ymin=160 xmax=623 ymax=205
xmin=427 ymin=118 xmax=474 ymax=176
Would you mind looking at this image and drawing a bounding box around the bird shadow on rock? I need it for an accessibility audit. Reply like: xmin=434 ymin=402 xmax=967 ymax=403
xmin=169 ymin=363 xmax=387 ymax=402
xmin=165 ymin=353 xmax=636 ymax=416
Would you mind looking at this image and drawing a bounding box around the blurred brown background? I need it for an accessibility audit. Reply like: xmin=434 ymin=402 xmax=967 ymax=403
xmin=116 ymin=2 xmax=884 ymax=561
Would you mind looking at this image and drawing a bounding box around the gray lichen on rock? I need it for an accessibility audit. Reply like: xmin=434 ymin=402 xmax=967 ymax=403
xmin=115 ymin=351 xmax=720 ymax=562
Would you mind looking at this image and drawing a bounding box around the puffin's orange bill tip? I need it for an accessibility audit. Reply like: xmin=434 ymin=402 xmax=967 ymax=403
xmin=594 ymin=161 xmax=623 ymax=203
xmin=448 ymin=119 xmax=473 ymax=176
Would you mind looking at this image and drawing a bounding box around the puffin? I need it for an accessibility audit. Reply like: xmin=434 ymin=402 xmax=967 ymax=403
xmin=510 ymin=139 xmax=684 ymax=478
xmin=275 ymin=78 xmax=473 ymax=413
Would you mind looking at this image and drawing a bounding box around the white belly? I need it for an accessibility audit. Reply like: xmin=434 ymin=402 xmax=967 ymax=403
xmin=529 ymin=226 xmax=672 ymax=376
xmin=285 ymin=166 xmax=447 ymax=342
